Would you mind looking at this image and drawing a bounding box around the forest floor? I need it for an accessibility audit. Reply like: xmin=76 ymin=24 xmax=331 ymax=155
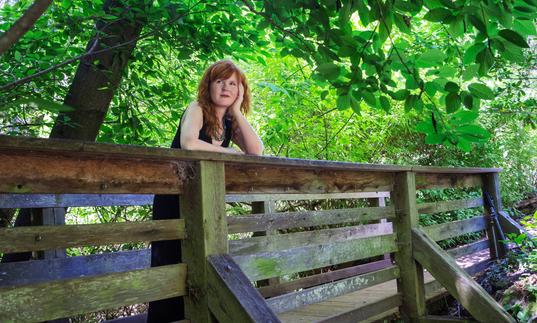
xmin=431 ymin=193 xmax=537 ymax=322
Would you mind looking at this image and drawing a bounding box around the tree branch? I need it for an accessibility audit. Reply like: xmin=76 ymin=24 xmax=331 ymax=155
xmin=0 ymin=0 xmax=53 ymax=55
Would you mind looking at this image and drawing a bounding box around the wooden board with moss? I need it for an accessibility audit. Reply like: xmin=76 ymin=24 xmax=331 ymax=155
xmin=0 ymin=264 xmax=186 ymax=322
xmin=0 ymin=219 xmax=184 ymax=253
xmin=233 ymin=234 xmax=397 ymax=281
xmin=227 ymin=206 xmax=395 ymax=234
xmin=420 ymin=216 xmax=487 ymax=242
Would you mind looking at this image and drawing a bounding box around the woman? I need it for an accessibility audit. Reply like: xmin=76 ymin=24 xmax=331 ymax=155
xmin=147 ymin=60 xmax=263 ymax=322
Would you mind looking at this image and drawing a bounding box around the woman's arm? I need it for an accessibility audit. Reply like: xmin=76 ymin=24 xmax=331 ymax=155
xmin=229 ymin=85 xmax=264 ymax=155
xmin=180 ymin=103 xmax=243 ymax=154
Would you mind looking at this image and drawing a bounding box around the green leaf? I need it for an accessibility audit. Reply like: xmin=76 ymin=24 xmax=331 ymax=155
xmin=456 ymin=137 xmax=472 ymax=152
xmin=404 ymin=94 xmax=418 ymax=112
xmin=462 ymin=64 xmax=479 ymax=81
xmin=446 ymin=92 xmax=461 ymax=113
xmin=394 ymin=13 xmax=411 ymax=34
xmin=498 ymin=29 xmax=530 ymax=48
xmin=468 ymin=83 xmax=494 ymax=100
xmin=316 ymin=63 xmax=341 ymax=80
xmin=423 ymin=8 xmax=452 ymax=22
xmin=356 ymin=0 xmax=370 ymax=26
xmin=457 ymin=124 xmax=491 ymax=142
xmin=513 ymin=20 xmax=537 ymax=36
xmin=337 ymin=94 xmax=351 ymax=110
xmin=10 ymin=98 xmax=74 ymax=113
xmin=389 ymin=89 xmax=409 ymax=100
xmin=463 ymin=43 xmax=485 ymax=64
xmin=444 ymin=81 xmax=459 ymax=93
xmin=416 ymin=49 xmax=445 ymax=67
xmin=501 ymin=42 xmax=525 ymax=63
xmin=448 ymin=16 xmax=464 ymax=37
xmin=379 ymin=95 xmax=391 ymax=112
xmin=416 ymin=120 xmax=434 ymax=133
xmin=424 ymin=81 xmax=439 ymax=96
xmin=450 ymin=110 xmax=478 ymax=124
xmin=350 ymin=95 xmax=361 ymax=113
xmin=362 ymin=90 xmax=377 ymax=108
xmin=469 ymin=15 xmax=487 ymax=34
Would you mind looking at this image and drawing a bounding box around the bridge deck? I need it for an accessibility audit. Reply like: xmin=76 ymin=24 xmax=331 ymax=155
xmin=277 ymin=248 xmax=491 ymax=322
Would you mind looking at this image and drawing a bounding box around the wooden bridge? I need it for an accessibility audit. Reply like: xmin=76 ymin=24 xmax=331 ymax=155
xmin=0 ymin=135 xmax=528 ymax=322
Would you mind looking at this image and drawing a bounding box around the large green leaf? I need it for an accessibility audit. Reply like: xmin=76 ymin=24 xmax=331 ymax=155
xmin=468 ymin=83 xmax=495 ymax=100
xmin=463 ymin=43 xmax=486 ymax=64
xmin=498 ymin=29 xmax=530 ymax=48
xmin=416 ymin=49 xmax=445 ymax=67
xmin=423 ymin=8 xmax=451 ymax=22
xmin=446 ymin=92 xmax=461 ymax=113
xmin=316 ymin=63 xmax=341 ymax=80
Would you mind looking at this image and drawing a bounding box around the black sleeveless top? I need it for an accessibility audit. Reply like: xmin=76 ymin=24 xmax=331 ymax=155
xmin=170 ymin=115 xmax=233 ymax=149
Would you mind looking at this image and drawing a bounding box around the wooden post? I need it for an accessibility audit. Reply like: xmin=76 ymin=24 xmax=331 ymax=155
xmin=252 ymin=200 xmax=280 ymax=287
xmin=180 ymin=161 xmax=227 ymax=322
xmin=481 ymin=172 xmax=507 ymax=259
xmin=392 ymin=172 xmax=426 ymax=322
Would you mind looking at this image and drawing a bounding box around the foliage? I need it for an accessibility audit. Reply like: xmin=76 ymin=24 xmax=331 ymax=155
xmin=506 ymin=210 xmax=537 ymax=272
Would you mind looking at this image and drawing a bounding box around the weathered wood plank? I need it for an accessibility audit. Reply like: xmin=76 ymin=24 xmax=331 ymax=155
xmin=0 ymin=192 xmax=393 ymax=208
xmin=207 ymin=254 xmax=280 ymax=323
xmin=392 ymin=171 xmax=426 ymax=321
xmin=446 ymin=239 xmax=489 ymax=259
xmin=0 ymin=219 xmax=184 ymax=253
xmin=257 ymin=259 xmax=392 ymax=298
xmin=180 ymin=160 xmax=227 ymax=322
xmin=0 ymin=264 xmax=187 ymax=322
xmin=225 ymin=192 xmax=391 ymax=202
xmin=267 ymin=266 xmax=399 ymax=314
xmin=320 ymin=293 xmax=403 ymax=323
xmin=498 ymin=210 xmax=535 ymax=239
xmin=0 ymin=193 xmax=154 ymax=208
xmin=233 ymin=234 xmax=397 ymax=281
xmin=225 ymin=164 xmax=395 ymax=194
xmin=0 ymin=249 xmax=150 ymax=287
xmin=420 ymin=216 xmax=487 ymax=242
xmin=229 ymin=222 xmax=393 ymax=255
xmin=416 ymin=173 xmax=483 ymax=190
xmin=417 ymin=198 xmax=483 ymax=214
xmin=0 ymin=151 xmax=187 ymax=194
xmin=227 ymin=206 xmax=395 ymax=234
xmin=412 ymin=228 xmax=515 ymax=322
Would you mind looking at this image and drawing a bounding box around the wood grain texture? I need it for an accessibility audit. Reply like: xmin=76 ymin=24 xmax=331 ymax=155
xmin=225 ymin=164 xmax=395 ymax=194
xmin=0 ymin=193 xmax=154 ymax=208
xmin=229 ymin=222 xmax=393 ymax=255
xmin=180 ymin=161 xmax=227 ymax=322
xmin=227 ymin=206 xmax=395 ymax=234
xmin=0 ymin=264 xmax=186 ymax=323
xmin=233 ymin=234 xmax=397 ymax=281
xmin=0 ymin=135 xmax=501 ymax=173
xmin=412 ymin=228 xmax=515 ymax=323
xmin=392 ymin=171 xmax=426 ymax=321
xmin=0 ymin=219 xmax=184 ymax=253
xmin=416 ymin=173 xmax=483 ymax=190
xmin=446 ymin=239 xmax=489 ymax=259
xmin=321 ymin=294 xmax=403 ymax=323
xmin=257 ymin=259 xmax=392 ymax=298
xmin=267 ymin=266 xmax=399 ymax=314
xmin=421 ymin=216 xmax=487 ymax=242
xmin=419 ymin=315 xmax=477 ymax=322
xmin=417 ymin=198 xmax=483 ymax=214
xmin=225 ymin=191 xmax=391 ymax=202
xmin=0 ymin=249 xmax=150 ymax=287
xmin=0 ymin=151 xmax=188 ymax=194
xmin=207 ymin=254 xmax=280 ymax=323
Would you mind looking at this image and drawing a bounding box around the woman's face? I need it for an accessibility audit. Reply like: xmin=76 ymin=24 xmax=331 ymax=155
xmin=210 ymin=72 xmax=239 ymax=108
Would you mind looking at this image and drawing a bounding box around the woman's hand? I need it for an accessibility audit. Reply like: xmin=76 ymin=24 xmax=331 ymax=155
xmin=229 ymin=83 xmax=244 ymax=116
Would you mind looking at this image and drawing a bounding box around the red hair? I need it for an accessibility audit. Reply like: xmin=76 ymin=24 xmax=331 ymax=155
xmin=197 ymin=60 xmax=251 ymax=139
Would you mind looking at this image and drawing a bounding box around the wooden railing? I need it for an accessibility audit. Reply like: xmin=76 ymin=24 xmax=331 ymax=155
xmin=0 ymin=135 xmax=525 ymax=322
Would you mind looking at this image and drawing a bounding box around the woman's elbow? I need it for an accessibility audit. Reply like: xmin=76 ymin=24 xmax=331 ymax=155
xmin=181 ymin=138 xmax=196 ymax=150
xmin=248 ymin=143 xmax=264 ymax=156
